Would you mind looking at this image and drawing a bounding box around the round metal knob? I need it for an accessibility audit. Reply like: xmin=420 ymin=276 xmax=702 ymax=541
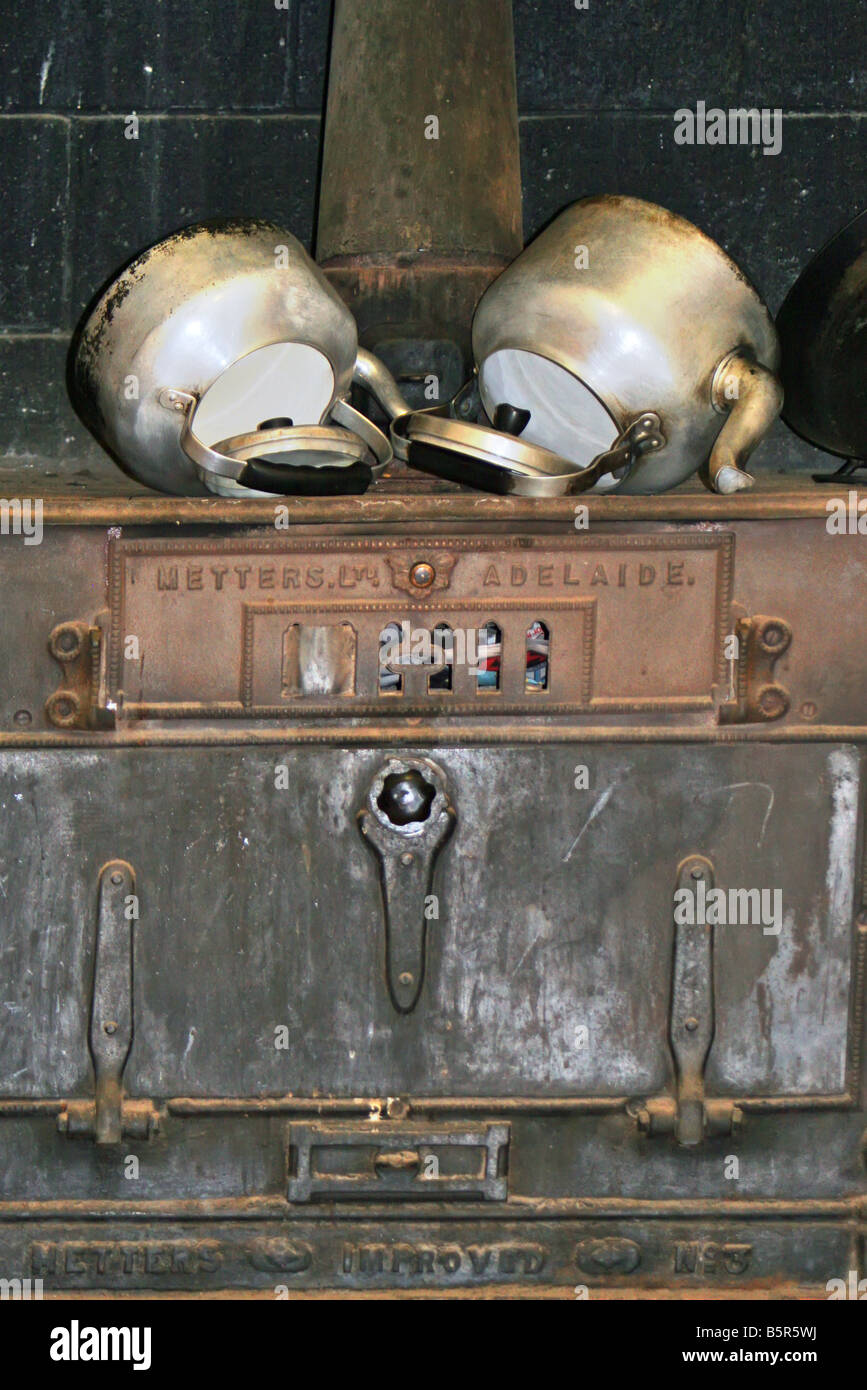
xmin=376 ymin=769 xmax=436 ymax=827
xmin=410 ymin=561 xmax=436 ymax=589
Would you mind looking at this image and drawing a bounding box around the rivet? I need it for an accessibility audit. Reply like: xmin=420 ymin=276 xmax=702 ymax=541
xmin=51 ymin=694 xmax=77 ymax=723
xmin=758 ymin=686 xmax=787 ymax=718
xmin=409 ymin=561 xmax=435 ymax=589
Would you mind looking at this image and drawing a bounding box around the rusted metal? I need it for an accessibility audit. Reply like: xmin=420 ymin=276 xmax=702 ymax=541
xmin=320 ymin=255 xmax=513 ymax=377
xmin=2 ymin=726 xmax=867 ymax=750
xmin=99 ymin=532 xmax=730 ymax=722
xmin=0 ymin=1195 xmax=858 ymax=1220
xmin=2 ymin=644 xmax=862 ymax=1296
xmin=637 ymin=856 xmax=743 ymax=1144
xmin=0 ymin=1209 xmax=860 ymax=1297
xmin=7 ymin=476 xmax=864 ymax=525
xmin=57 ymin=860 xmax=158 ymax=1144
xmin=718 ymin=613 xmax=793 ymax=724
xmin=18 ymin=513 xmax=865 ymax=742
xmin=0 ymin=1086 xmax=857 ymax=1120
xmin=669 ymin=857 xmax=719 ymax=1146
xmin=286 ymin=1121 xmax=509 ymax=1202
xmin=2 ymin=0 xmax=866 ymax=1306
xmin=46 ymin=618 xmax=112 ymax=730
xmin=317 ymin=0 xmax=522 ymax=381
xmin=358 ymin=757 xmax=455 ymax=1012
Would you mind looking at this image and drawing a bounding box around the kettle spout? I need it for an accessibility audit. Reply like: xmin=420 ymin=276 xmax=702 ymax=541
xmin=708 ymin=352 xmax=784 ymax=494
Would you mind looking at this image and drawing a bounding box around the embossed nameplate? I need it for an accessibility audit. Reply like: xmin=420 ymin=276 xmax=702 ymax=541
xmin=107 ymin=533 xmax=733 ymax=718
xmin=23 ymin=1219 xmax=846 ymax=1292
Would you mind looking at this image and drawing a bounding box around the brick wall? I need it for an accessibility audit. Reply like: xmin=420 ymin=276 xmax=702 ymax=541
xmin=0 ymin=0 xmax=863 ymax=478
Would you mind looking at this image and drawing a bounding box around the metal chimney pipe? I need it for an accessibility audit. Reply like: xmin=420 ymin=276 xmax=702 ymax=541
xmin=316 ymin=0 xmax=523 ymax=406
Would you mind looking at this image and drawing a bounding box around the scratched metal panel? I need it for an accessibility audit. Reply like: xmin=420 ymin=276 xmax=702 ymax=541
xmin=3 ymin=1108 xmax=867 ymax=1204
xmin=0 ymin=1217 xmax=852 ymax=1294
xmin=0 ymin=742 xmax=858 ymax=1100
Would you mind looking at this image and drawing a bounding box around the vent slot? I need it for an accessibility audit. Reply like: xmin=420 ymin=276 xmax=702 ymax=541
xmin=525 ymin=619 xmax=549 ymax=692
xmin=429 ymin=623 xmax=453 ymax=693
xmin=476 ymin=622 xmax=502 ymax=693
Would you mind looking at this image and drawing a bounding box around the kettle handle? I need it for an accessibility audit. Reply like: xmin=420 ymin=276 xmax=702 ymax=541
xmin=159 ymin=388 xmax=392 ymax=493
xmin=709 ymin=352 xmax=784 ymax=494
xmin=352 ymin=348 xmax=412 ymax=421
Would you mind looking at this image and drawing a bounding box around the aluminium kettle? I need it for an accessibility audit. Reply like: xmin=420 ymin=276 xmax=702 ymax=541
xmin=73 ymin=219 xmax=398 ymax=497
xmin=464 ymin=195 xmax=783 ymax=495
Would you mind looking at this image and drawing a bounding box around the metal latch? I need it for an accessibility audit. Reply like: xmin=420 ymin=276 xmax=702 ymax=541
xmin=287 ymin=1121 xmax=509 ymax=1202
xmin=358 ymin=757 xmax=455 ymax=1013
xmin=58 ymin=860 xmax=158 ymax=1144
xmin=718 ymin=614 xmax=792 ymax=724
xmin=635 ymin=855 xmax=742 ymax=1146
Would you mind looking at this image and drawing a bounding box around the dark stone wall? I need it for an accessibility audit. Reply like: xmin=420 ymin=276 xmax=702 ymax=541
xmin=0 ymin=0 xmax=863 ymax=476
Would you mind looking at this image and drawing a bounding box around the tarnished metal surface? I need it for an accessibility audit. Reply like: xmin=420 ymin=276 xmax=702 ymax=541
xmin=664 ymin=856 xmax=722 ymax=1145
xmin=286 ymin=1121 xmax=509 ymax=1202
xmin=45 ymin=618 xmax=112 ymax=731
xmin=0 ymin=493 xmax=864 ymax=1296
xmin=2 ymin=0 xmax=863 ymax=1305
xmin=1 ymin=477 xmax=853 ymax=519
xmin=395 ymin=399 xmax=667 ymax=495
xmin=1 ymin=504 xmax=865 ymax=734
xmin=358 ymin=756 xmax=455 ymax=1013
xmin=58 ymin=860 xmax=158 ymax=1144
xmin=317 ymin=0 xmax=522 ymax=378
xmin=0 ymin=1216 xmax=855 ymax=1296
xmin=73 ymin=221 xmax=360 ymax=497
xmin=0 ymin=741 xmax=859 ymax=1103
xmin=317 ymin=0 xmax=522 ymax=264
xmin=102 ymin=532 xmax=730 ymax=720
xmin=473 ymin=196 xmax=781 ymax=494
xmin=718 ymin=614 xmax=793 ymax=725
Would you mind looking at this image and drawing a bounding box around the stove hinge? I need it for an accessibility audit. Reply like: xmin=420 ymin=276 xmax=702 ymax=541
xmin=46 ymin=615 xmax=115 ymax=730
xmin=634 ymin=854 xmax=742 ymax=1145
xmin=57 ymin=860 xmax=158 ymax=1144
xmin=717 ymin=614 xmax=792 ymax=724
